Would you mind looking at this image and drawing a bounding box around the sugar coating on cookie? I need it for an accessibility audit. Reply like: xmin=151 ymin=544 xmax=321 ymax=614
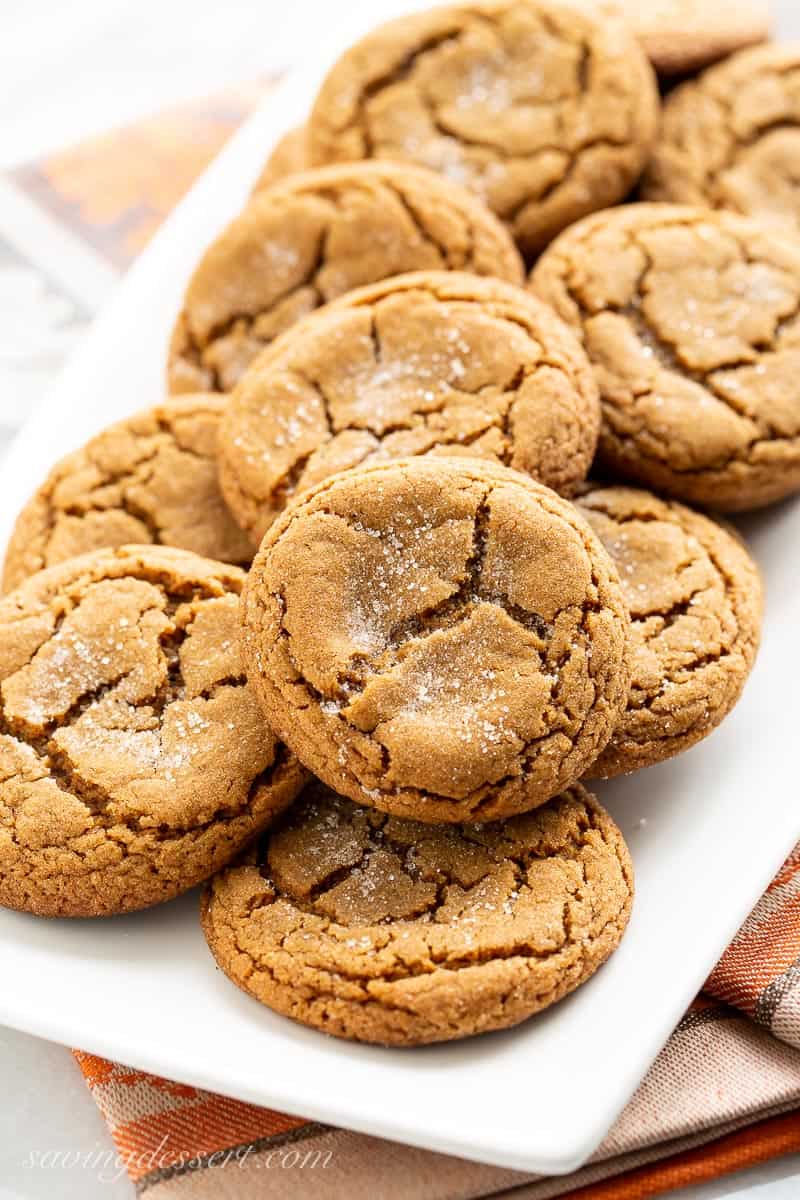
xmin=219 ymin=271 xmax=600 ymax=543
xmin=643 ymin=45 xmax=800 ymax=231
xmin=242 ymin=457 xmax=630 ymax=823
xmin=306 ymin=0 xmax=659 ymax=258
xmin=167 ymin=161 xmax=524 ymax=394
xmin=604 ymin=0 xmax=769 ymax=76
xmin=0 ymin=546 xmax=306 ymax=917
xmin=2 ymin=396 xmax=253 ymax=595
xmin=578 ymin=486 xmax=762 ymax=778
xmin=201 ymin=780 xmax=634 ymax=1045
xmin=531 ymin=205 xmax=800 ymax=512
xmin=253 ymin=125 xmax=309 ymax=191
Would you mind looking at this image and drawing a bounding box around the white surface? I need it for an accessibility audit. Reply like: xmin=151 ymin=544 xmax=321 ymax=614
xmin=0 ymin=47 xmax=799 ymax=1181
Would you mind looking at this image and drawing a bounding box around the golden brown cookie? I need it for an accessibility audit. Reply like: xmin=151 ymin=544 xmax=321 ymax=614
xmin=241 ymin=457 xmax=630 ymax=823
xmin=531 ymin=204 xmax=800 ymax=512
xmin=201 ymin=779 xmax=634 ymax=1045
xmin=219 ymin=271 xmax=601 ymax=544
xmin=577 ymin=486 xmax=762 ymax=777
xmin=643 ymin=45 xmax=800 ymax=231
xmin=253 ymin=125 xmax=309 ymax=191
xmin=306 ymin=0 xmax=659 ymax=258
xmin=167 ymin=161 xmax=524 ymax=394
xmin=0 ymin=546 xmax=306 ymax=917
xmin=603 ymin=0 xmax=770 ymax=77
xmin=2 ymin=396 xmax=252 ymax=594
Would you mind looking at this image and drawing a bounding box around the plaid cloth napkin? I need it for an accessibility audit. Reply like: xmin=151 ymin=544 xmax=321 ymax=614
xmin=2 ymin=84 xmax=800 ymax=1199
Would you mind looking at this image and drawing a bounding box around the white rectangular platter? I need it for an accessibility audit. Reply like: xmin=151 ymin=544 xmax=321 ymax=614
xmin=0 ymin=27 xmax=799 ymax=1177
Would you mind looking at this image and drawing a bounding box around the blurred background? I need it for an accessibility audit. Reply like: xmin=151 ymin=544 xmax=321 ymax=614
xmin=1 ymin=0 xmax=386 ymax=167
xmin=0 ymin=0 xmax=797 ymax=448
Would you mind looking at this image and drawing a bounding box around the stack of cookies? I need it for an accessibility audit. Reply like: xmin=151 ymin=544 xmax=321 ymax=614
xmin=2 ymin=0 xmax=791 ymax=1047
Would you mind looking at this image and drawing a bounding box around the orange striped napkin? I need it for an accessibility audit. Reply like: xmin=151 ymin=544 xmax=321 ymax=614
xmin=4 ymin=83 xmax=800 ymax=1200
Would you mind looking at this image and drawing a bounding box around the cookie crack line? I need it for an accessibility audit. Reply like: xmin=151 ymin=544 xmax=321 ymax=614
xmin=228 ymin=281 xmax=581 ymax=531
xmin=603 ymin=425 xmax=800 ymax=480
xmin=423 ymin=82 xmax=632 ymax=191
xmin=629 ymin=530 xmax=749 ymax=698
xmin=0 ymin=600 xmax=173 ymax=810
xmin=387 ymin=182 xmax=475 ymax=268
xmin=288 ymin=343 xmax=554 ymax=438
xmin=308 ymin=176 xmax=478 ymax=272
xmin=331 ymin=13 xmax=612 ymax=176
xmin=237 ymin=804 xmax=628 ymax=946
xmin=243 ymin=360 xmax=585 ymax=529
xmin=201 ymin=780 xmax=635 ymax=1041
xmin=636 ymin=582 xmax=707 ymax=635
xmin=44 ymin=442 xmax=165 ymax=538
xmin=626 ymin=226 xmax=783 ymax=395
xmin=181 ymin=231 xmax=328 ymax=388
xmin=382 ymin=489 xmax=551 ymax=646
xmin=244 ymin=321 xmax=580 ymax=525
xmin=682 ymin=63 xmax=800 ymax=192
xmin=273 ymin=583 xmax=571 ymax=810
xmin=330 ymin=26 xmax=466 ymax=152
xmin=0 ymin=710 xmax=287 ymax=843
xmin=577 ymin=504 xmax=750 ymax=676
xmin=724 ymin=117 xmax=800 ymax=179
xmin=224 ymin=929 xmax=620 ymax=1024
xmin=180 ymin=159 xmax=513 ymax=389
xmin=501 ymin=136 xmax=631 ymax=225
xmin=584 ymin=496 xmax=760 ymax=770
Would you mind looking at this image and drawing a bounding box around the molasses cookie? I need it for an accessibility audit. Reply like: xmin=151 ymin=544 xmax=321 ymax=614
xmin=578 ymin=486 xmax=762 ymax=777
xmin=531 ymin=204 xmax=800 ymax=511
xmin=0 ymin=546 xmax=306 ymax=917
xmin=643 ymin=45 xmax=800 ymax=232
xmin=219 ymin=271 xmax=600 ymax=543
xmin=254 ymin=125 xmax=309 ymax=191
xmin=3 ymin=396 xmax=252 ymax=594
xmin=607 ymin=0 xmax=769 ymax=77
xmin=306 ymin=0 xmax=659 ymax=257
xmin=241 ymin=457 xmax=630 ymax=823
xmin=201 ymin=779 xmax=634 ymax=1045
xmin=167 ymin=161 xmax=524 ymax=394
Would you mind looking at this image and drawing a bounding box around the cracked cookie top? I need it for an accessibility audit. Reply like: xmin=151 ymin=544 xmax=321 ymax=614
xmin=167 ymin=161 xmax=523 ymax=395
xmin=643 ymin=45 xmax=800 ymax=231
xmin=253 ymin=125 xmax=310 ymax=191
xmin=578 ymin=486 xmax=762 ymax=778
xmin=531 ymin=204 xmax=800 ymax=512
xmin=241 ymin=457 xmax=630 ymax=823
xmin=201 ymin=779 xmax=634 ymax=1045
xmin=0 ymin=545 xmax=305 ymax=917
xmin=3 ymin=396 xmax=253 ymax=594
xmin=604 ymin=0 xmax=769 ymax=77
xmin=306 ymin=0 xmax=659 ymax=258
xmin=218 ymin=271 xmax=600 ymax=544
